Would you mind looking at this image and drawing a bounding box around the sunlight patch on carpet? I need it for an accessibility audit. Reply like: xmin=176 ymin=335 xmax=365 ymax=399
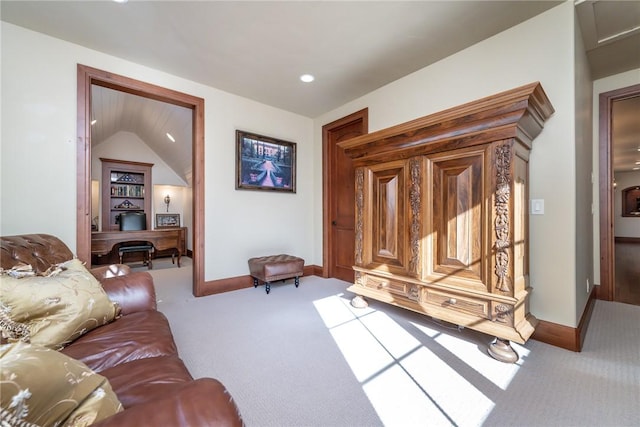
xmin=313 ymin=294 xmax=497 ymax=426
xmin=411 ymin=322 xmax=527 ymax=390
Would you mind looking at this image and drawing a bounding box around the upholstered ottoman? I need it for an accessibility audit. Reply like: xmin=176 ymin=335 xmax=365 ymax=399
xmin=248 ymin=254 xmax=304 ymax=294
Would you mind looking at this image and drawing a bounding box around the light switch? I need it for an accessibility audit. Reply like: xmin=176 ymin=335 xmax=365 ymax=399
xmin=530 ymin=199 xmax=544 ymax=215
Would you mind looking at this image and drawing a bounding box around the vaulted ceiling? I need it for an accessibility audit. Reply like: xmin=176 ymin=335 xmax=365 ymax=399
xmin=2 ymin=1 xmax=639 ymax=179
xmin=90 ymin=85 xmax=193 ymax=185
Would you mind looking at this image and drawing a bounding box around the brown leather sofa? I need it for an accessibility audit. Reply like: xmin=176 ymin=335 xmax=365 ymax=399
xmin=1 ymin=234 xmax=244 ymax=426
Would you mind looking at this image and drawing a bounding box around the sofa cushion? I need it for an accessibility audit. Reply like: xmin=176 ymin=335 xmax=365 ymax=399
xmin=0 ymin=341 xmax=123 ymax=427
xmin=91 ymin=378 xmax=244 ymax=427
xmin=61 ymin=310 xmax=178 ymax=373
xmin=99 ymin=355 xmax=193 ymax=408
xmin=0 ymin=258 xmax=119 ymax=350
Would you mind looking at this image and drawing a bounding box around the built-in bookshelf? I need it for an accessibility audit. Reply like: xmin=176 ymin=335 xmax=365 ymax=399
xmin=101 ymin=158 xmax=153 ymax=231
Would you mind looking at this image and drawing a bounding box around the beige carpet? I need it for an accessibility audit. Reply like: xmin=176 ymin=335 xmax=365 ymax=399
xmin=148 ymin=261 xmax=639 ymax=427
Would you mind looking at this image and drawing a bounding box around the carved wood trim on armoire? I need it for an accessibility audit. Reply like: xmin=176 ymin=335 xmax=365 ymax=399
xmin=338 ymin=82 xmax=554 ymax=362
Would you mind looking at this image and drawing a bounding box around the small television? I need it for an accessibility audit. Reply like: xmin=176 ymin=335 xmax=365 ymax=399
xmin=119 ymin=212 xmax=147 ymax=231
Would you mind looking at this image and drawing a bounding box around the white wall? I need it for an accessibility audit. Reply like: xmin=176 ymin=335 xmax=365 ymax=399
xmin=314 ymin=2 xmax=578 ymax=326
xmin=92 ymin=131 xmax=188 ymax=186
xmin=573 ymin=11 xmax=594 ymax=322
xmin=153 ymin=185 xmax=187 ymax=222
xmin=592 ymin=68 xmax=640 ymax=283
xmin=92 ymin=131 xmax=189 ymax=233
xmin=184 ymin=185 xmax=193 ymax=252
xmin=614 ymin=171 xmax=640 ymax=237
xmin=0 ymin=22 xmax=314 ymax=281
xmin=91 ymin=180 xmax=100 ymax=229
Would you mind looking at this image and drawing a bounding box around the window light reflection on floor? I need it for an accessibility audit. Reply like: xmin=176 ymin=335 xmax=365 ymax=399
xmin=413 ymin=323 xmax=528 ymax=390
xmin=312 ymin=293 xmax=526 ymax=426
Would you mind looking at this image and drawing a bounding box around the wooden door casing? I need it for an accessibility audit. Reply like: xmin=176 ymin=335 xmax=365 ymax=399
xmin=77 ymin=65 xmax=206 ymax=297
xmin=598 ymin=84 xmax=640 ymax=302
xmin=322 ymin=109 xmax=368 ymax=283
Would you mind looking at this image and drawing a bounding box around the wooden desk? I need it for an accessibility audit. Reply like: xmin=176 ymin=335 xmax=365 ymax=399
xmin=92 ymin=227 xmax=186 ymax=267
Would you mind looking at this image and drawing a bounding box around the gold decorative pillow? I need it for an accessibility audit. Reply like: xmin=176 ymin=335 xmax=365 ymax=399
xmin=0 ymin=341 xmax=123 ymax=426
xmin=0 ymin=258 xmax=119 ymax=350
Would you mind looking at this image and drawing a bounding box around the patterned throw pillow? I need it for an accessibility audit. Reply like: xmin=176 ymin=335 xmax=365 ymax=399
xmin=0 ymin=258 xmax=119 ymax=350
xmin=0 ymin=341 xmax=123 ymax=426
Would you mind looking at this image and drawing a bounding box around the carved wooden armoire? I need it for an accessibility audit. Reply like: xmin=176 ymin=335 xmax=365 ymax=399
xmin=337 ymin=83 xmax=554 ymax=362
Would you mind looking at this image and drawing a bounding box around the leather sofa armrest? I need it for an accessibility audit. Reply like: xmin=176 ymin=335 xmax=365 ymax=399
xmin=91 ymin=264 xmax=132 ymax=280
xmin=101 ymin=272 xmax=157 ymax=315
xmin=93 ymin=378 xmax=244 ymax=427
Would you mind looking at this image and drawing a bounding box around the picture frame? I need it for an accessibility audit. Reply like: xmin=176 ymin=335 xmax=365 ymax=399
xmin=156 ymin=213 xmax=180 ymax=229
xmin=236 ymin=130 xmax=296 ymax=193
xmin=621 ymin=186 xmax=640 ymax=217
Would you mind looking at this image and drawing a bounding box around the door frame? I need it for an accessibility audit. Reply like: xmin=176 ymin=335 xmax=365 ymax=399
xmin=598 ymin=83 xmax=640 ymax=301
xmin=322 ymin=108 xmax=368 ymax=278
xmin=76 ymin=64 xmax=207 ymax=296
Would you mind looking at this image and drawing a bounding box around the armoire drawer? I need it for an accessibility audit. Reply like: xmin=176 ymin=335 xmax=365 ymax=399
xmin=364 ymin=275 xmax=406 ymax=295
xmin=424 ymin=289 xmax=490 ymax=319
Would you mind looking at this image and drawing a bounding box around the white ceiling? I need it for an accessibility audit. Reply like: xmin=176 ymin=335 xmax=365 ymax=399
xmin=1 ymin=1 xmax=566 ymax=117
xmin=2 ymin=0 xmax=639 ymax=179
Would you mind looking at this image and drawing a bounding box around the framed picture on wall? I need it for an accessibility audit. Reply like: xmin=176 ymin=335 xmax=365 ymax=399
xmin=156 ymin=213 xmax=180 ymax=229
xmin=621 ymin=186 xmax=640 ymax=217
xmin=235 ymin=130 xmax=296 ymax=193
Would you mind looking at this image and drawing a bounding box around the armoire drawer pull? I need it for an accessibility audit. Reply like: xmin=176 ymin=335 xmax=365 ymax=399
xmin=448 ymin=298 xmax=457 ymax=305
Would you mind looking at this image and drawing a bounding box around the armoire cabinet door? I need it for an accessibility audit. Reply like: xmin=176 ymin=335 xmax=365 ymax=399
xmin=426 ymin=147 xmax=489 ymax=291
xmin=361 ymin=160 xmax=409 ymax=275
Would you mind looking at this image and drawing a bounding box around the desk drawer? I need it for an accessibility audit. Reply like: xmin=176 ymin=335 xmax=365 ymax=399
xmin=424 ymin=289 xmax=489 ymax=319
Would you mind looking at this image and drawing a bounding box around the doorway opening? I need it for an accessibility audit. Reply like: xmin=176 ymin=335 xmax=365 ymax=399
xmin=76 ymin=64 xmax=207 ymax=296
xmin=598 ymin=83 xmax=640 ymax=305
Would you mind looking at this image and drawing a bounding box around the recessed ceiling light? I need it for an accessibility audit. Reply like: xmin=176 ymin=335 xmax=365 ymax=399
xmin=91 ymin=119 xmax=97 ymax=126
xmin=300 ymin=74 xmax=315 ymax=83
xmin=166 ymin=133 xmax=176 ymax=142
xmin=113 ymin=0 xmax=128 ymax=3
